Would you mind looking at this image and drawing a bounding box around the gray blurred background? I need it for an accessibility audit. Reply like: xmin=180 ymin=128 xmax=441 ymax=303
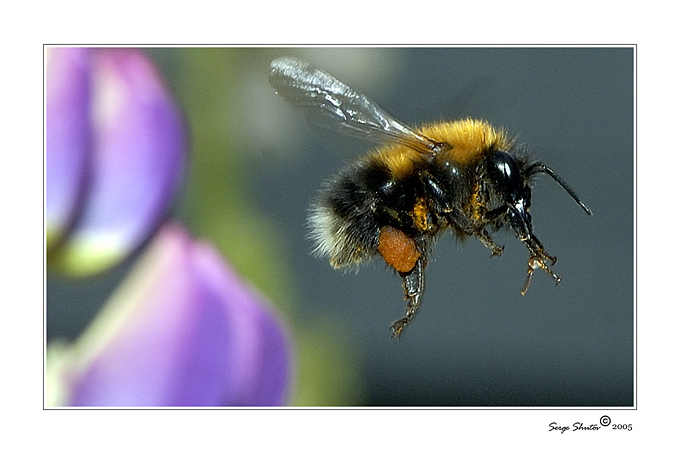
xmin=47 ymin=47 xmax=634 ymax=406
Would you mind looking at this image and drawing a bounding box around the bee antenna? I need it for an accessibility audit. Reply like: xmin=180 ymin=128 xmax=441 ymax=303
xmin=526 ymin=163 xmax=593 ymax=216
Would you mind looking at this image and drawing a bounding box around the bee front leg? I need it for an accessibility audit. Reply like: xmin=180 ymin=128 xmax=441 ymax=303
xmin=520 ymin=237 xmax=560 ymax=296
xmin=389 ymin=256 xmax=425 ymax=339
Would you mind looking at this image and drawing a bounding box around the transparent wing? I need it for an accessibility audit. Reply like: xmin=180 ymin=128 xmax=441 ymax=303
xmin=269 ymin=56 xmax=444 ymax=156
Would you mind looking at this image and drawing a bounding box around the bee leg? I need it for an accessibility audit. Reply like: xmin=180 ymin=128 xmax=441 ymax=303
xmin=520 ymin=235 xmax=560 ymax=295
xmin=389 ymin=256 xmax=425 ymax=339
xmin=475 ymin=229 xmax=504 ymax=257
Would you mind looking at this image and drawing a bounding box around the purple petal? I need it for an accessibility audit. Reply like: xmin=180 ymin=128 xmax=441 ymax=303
xmin=190 ymin=240 xmax=292 ymax=406
xmin=46 ymin=47 xmax=91 ymax=247
xmin=60 ymin=223 xmax=292 ymax=407
xmin=51 ymin=48 xmax=187 ymax=275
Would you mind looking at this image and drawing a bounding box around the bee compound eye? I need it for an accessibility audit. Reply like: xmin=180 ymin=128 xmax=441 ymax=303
xmin=489 ymin=151 xmax=522 ymax=202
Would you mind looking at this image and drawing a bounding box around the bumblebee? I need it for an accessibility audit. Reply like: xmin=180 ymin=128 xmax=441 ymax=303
xmin=269 ymin=56 xmax=592 ymax=338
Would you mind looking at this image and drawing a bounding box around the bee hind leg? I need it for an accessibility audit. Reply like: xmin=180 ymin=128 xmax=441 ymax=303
xmin=389 ymin=256 xmax=425 ymax=339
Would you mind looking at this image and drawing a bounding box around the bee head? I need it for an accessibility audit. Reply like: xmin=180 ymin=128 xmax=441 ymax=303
xmin=487 ymin=151 xmax=592 ymax=243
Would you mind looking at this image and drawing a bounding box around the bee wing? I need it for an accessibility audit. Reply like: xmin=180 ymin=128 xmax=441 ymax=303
xmin=269 ymin=57 xmax=443 ymax=156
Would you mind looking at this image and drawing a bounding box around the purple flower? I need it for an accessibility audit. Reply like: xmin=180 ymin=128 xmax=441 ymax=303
xmin=46 ymin=47 xmax=187 ymax=276
xmin=47 ymin=223 xmax=292 ymax=407
xmin=46 ymin=48 xmax=293 ymax=406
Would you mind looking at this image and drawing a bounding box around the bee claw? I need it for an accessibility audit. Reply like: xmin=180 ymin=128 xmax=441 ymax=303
xmin=521 ymin=253 xmax=561 ymax=295
xmin=390 ymin=318 xmax=408 ymax=339
xmin=476 ymin=229 xmax=504 ymax=257
xmin=490 ymin=244 xmax=504 ymax=257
